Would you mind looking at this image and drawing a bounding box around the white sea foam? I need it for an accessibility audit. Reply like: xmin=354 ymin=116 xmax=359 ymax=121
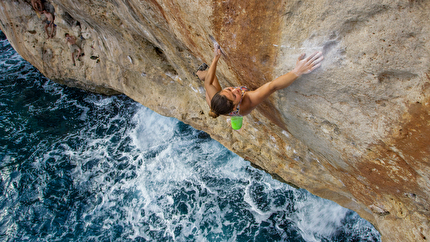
xmin=294 ymin=193 xmax=348 ymax=241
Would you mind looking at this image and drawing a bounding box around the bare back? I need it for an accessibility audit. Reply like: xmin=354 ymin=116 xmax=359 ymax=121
xmin=66 ymin=36 xmax=76 ymax=45
xmin=44 ymin=12 xmax=54 ymax=22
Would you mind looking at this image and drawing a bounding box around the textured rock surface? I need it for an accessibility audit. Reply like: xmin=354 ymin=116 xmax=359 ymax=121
xmin=1 ymin=0 xmax=429 ymax=240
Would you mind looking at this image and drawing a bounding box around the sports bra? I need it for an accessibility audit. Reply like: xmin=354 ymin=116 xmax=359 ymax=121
xmin=228 ymin=86 xmax=249 ymax=116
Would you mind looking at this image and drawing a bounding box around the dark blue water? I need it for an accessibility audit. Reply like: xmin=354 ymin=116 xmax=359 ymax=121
xmin=0 ymin=31 xmax=380 ymax=241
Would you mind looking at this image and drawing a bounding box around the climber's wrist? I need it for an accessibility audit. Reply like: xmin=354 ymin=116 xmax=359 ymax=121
xmin=291 ymin=68 xmax=302 ymax=77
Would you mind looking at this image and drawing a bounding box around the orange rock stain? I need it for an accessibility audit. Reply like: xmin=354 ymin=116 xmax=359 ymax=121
xmin=213 ymin=0 xmax=289 ymax=130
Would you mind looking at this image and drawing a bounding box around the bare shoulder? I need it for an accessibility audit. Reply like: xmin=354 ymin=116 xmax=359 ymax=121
xmin=238 ymin=92 xmax=254 ymax=116
xmin=238 ymin=83 xmax=275 ymax=116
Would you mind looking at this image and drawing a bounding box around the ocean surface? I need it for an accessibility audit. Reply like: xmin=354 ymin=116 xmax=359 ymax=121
xmin=0 ymin=31 xmax=381 ymax=241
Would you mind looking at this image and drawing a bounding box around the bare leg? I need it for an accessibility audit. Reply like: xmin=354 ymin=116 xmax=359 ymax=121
xmin=44 ymin=24 xmax=50 ymax=38
xmin=35 ymin=2 xmax=43 ymax=12
xmin=76 ymin=48 xmax=82 ymax=61
xmin=71 ymin=52 xmax=76 ymax=65
xmin=205 ymin=91 xmax=211 ymax=106
xmin=195 ymin=69 xmax=207 ymax=82
xmin=50 ymin=23 xmax=54 ymax=38
xmin=196 ymin=69 xmax=221 ymax=90
xmin=196 ymin=69 xmax=221 ymax=106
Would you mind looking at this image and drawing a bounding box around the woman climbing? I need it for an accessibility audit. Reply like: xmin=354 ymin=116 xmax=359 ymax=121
xmin=196 ymin=44 xmax=324 ymax=124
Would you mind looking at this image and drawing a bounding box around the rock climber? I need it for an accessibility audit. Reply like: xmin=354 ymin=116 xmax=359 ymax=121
xmin=65 ymin=33 xmax=82 ymax=66
xmin=41 ymin=10 xmax=55 ymax=39
xmin=196 ymin=44 xmax=324 ymax=119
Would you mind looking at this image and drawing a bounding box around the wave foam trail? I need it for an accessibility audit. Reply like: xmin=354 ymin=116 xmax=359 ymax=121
xmin=294 ymin=192 xmax=348 ymax=241
xmin=0 ymin=31 xmax=381 ymax=241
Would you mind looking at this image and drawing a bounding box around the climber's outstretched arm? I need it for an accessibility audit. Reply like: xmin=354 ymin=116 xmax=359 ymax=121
xmin=204 ymin=45 xmax=222 ymax=105
xmin=239 ymin=51 xmax=323 ymax=116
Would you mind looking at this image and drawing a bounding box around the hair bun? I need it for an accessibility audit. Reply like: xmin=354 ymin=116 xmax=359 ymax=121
xmin=208 ymin=110 xmax=219 ymax=118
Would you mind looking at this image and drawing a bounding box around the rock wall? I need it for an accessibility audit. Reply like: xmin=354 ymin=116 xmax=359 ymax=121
xmin=1 ymin=0 xmax=429 ymax=240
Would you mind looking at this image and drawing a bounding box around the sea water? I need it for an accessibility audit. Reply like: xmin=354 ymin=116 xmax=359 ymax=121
xmin=0 ymin=31 xmax=381 ymax=241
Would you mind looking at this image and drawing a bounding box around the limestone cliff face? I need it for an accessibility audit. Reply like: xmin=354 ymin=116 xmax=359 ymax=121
xmin=1 ymin=0 xmax=429 ymax=240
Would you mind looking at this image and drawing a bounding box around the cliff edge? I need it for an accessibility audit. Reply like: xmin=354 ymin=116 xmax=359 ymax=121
xmin=1 ymin=0 xmax=429 ymax=240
